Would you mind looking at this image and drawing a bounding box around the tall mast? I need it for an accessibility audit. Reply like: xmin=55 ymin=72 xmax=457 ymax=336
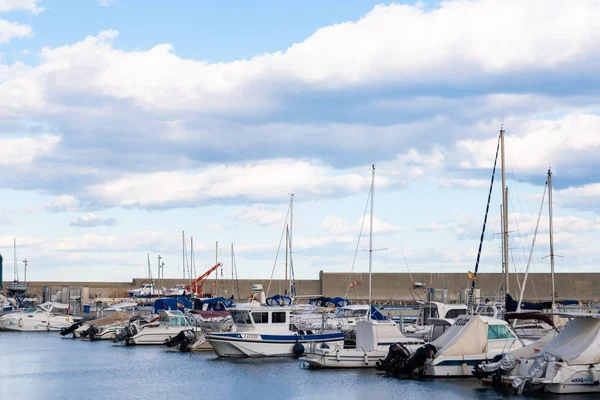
xmin=285 ymin=224 xmax=288 ymax=294
xmin=182 ymin=230 xmax=186 ymax=280
xmin=13 ymin=237 xmax=17 ymax=281
xmin=23 ymin=259 xmax=27 ymax=282
xmin=215 ymin=241 xmax=218 ymax=297
xmin=368 ymin=164 xmax=375 ymax=306
xmin=231 ymin=243 xmax=235 ymax=299
xmin=548 ymin=168 xmax=556 ymax=312
xmin=147 ymin=254 xmax=153 ymax=295
xmin=289 ymin=193 xmax=294 ymax=297
xmin=500 ymin=127 xmax=510 ymax=297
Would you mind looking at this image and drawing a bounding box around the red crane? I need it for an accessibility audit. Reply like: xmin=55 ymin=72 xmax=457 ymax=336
xmin=186 ymin=262 xmax=222 ymax=296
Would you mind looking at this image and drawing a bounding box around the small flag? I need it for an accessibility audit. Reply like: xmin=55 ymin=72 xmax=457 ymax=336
xmin=350 ymin=279 xmax=361 ymax=288
xmin=467 ymin=271 xmax=477 ymax=281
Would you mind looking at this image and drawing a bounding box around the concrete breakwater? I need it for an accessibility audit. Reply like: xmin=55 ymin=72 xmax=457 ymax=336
xmin=3 ymin=271 xmax=598 ymax=302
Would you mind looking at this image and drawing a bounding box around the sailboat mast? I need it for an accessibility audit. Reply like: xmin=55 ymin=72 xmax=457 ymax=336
xmin=289 ymin=193 xmax=294 ymax=297
xmin=182 ymin=231 xmax=186 ymax=280
xmin=215 ymin=241 xmax=219 ymax=297
xmin=500 ymin=127 xmax=510 ymax=297
xmin=368 ymin=164 xmax=375 ymax=306
xmin=548 ymin=168 xmax=556 ymax=311
xmin=285 ymin=224 xmax=288 ymax=294
xmin=13 ymin=237 xmax=17 ymax=281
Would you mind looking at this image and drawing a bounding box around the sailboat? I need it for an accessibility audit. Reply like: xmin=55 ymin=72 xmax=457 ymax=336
xmin=6 ymin=238 xmax=28 ymax=295
xmin=300 ymin=165 xmax=425 ymax=368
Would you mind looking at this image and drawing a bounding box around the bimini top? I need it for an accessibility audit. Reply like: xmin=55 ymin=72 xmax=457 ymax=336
xmin=432 ymin=315 xmax=517 ymax=356
xmin=542 ymin=315 xmax=600 ymax=365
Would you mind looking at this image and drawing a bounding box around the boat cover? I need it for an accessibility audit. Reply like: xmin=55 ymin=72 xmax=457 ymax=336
xmin=542 ymin=317 xmax=600 ymax=365
xmin=193 ymin=296 xmax=234 ymax=311
xmin=432 ymin=315 xmax=489 ymax=356
xmin=153 ymin=297 xmax=193 ymax=314
xmin=266 ymin=295 xmax=293 ymax=306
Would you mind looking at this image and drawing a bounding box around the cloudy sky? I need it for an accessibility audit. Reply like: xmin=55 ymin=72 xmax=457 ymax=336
xmin=0 ymin=0 xmax=599 ymax=284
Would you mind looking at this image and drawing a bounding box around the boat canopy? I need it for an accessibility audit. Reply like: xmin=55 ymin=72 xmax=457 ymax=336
xmin=38 ymin=302 xmax=69 ymax=312
xmin=505 ymin=294 xmax=580 ymax=313
xmin=504 ymin=312 xmax=555 ymax=327
xmin=542 ymin=317 xmax=600 ymax=365
xmin=153 ymin=297 xmax=193 ymax=314
xmin=432 ymin=315 xmax=515 ymax=356
xmin=370 ymin=306 xmax=387 ymax=321
xmin=307 ymin=296 xmax=349 ymax=308
xmin=193 ymin=296 xmax=234 ymax=311
xmin=266 ymin=295 xmax=293 ymax=306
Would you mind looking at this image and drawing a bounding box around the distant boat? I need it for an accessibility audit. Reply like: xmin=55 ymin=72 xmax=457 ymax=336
xmin=6 ymin=238 xmax=28 ymax=295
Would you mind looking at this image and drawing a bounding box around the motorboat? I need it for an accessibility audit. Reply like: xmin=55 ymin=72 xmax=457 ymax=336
xmin=163 ymin=284 xmax=188 ymax=297
xmin=0 ymin=302 xmax=82 ymax=332
xmin=113 ymin=310 xmax=194 ymax=345
xmin=208 ymin=305 xmax=345 ymax=358
xmin=403 ymin=301 xmax=468 ymax=340
xmin=127 ymin=283 xmax=159 ymax=298
xmin=504 ymin=313 xmax=600 ymax=394
xmin=68 ymin=312 xmax=134 ymax=340
xmin=378 ymin=314 xmax=525 ymax=377
xmin=301 ymin=318 xmax=425 ymax=368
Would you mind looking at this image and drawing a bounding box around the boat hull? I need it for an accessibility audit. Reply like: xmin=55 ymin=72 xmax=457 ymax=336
xmin=208 ymin=332 xmax=345 ymax=358
xmin=129 ymin=327 xmax=191 ymax=345
xmin=0 ymin=314 xmax=78 ymax=332
xmin=301 ymin=349 xmax=388 ymax=368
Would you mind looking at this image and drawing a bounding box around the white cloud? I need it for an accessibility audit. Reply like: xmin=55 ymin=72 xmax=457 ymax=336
xmin=69 ymin=213 xmax=116 ymax=227
xmin=0 ymin=0 xmax=43 ymax=13
xmin=321 ymin=215 xmax=402 ymax=236
xmin=555 ymin=183 xmax=600 ymax=213
xmin=0 ymin=19 xmax=31 ymax=43
xmin=44 ymin=195 xmax=80 ymax=213
xmin=230 ymin=204 xmax=287 ymax=227
xmin=1 ymin=1 xmax=599 ymax=116
xmin=86 ymin=159 xmax=382 ymax=208
xmin=0 ymin=135 xmax=60 ymax=165
xmin=456 ymin=114 xmax=600 ymax=178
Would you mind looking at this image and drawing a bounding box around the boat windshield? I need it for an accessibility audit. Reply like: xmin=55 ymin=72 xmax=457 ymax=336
xmin=338 ymin=308 xmax=368 ymax=318
xmin=231 ymin=310 xmax=252 ymax=325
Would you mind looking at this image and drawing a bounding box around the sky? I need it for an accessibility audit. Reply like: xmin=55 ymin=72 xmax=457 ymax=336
xmin=1 ymin=0 xmax=600 ymax=284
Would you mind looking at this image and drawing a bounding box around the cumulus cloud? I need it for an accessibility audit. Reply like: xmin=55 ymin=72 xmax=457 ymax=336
xmin=69 ymin=213 xmax=116 ymax=227
xmin=44 ymin=195 xmax=80 ymax=213
xmin=321 ymin=215 xmax=402 ymax=236
xmin=85 ymin=159 xmax=384 ymax=208
xmin=0 ymin=19 xmax=32 ymax=43
xmin=0 ymin=0 xmax=43 ymax=13
xmin=0 ymin=135 xmax=60 ymax=165
xmin=230 ymin=204 xmax=287 ymax=227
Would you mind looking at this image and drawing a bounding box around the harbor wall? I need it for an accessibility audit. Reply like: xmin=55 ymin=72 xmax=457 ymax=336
xmin=4 ymin=272 xmax=598 ymax=302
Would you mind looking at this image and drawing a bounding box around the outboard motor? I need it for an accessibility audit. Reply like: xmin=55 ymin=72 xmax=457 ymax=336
xmin=377 ymin=343 xmax=411 ymax=372
xmin=378 ymin=343 xmax=437 ymax=376
xmin=112 ymin=324 xmax=138 ymax=344
xmin=60 ymin=321 xmax=84 ymax=337
xmin=81 ymin=324 xmax=101 ymax=340
xmin=472 ymin=353 xmax=505 ymax=379
xmin=165 ymin=329 xmax=197 ymax=352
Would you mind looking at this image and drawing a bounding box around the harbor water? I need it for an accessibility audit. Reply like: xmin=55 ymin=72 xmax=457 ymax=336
xmin=0 ymin=333 xmax=598 ymax=400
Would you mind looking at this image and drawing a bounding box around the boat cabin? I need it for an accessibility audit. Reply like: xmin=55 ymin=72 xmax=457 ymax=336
xmin=416 ymin=301 xmax=468 ymax=326
xmin=157 ymin=310 xmax=193 ymax=328
xmin=230 ymin=307 xmax=291 ymax=332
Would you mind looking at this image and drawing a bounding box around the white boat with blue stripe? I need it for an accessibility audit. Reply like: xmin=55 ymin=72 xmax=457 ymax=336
xmin=208 ymin=305 xmax=344 ymax=358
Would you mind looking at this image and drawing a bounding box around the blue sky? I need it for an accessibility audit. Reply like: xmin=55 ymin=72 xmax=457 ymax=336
xmin=1 ymin=0 xmax=600 ymax=285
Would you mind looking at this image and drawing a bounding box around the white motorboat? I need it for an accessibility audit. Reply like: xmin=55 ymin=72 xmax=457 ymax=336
xmin=508 ymin=313 xmax=600 ymax=394
xmin=71 ymin=312 xmax=133 ymax=340
xmin=0 ymin=302 xmax=82 ymax=332
xmin=163 ymin=284 xmax=187 ymax=297
xmin=423 ymin=314 xmax=525 ymax=377
xmin=301 ymin=318 xmax=425 ymax=368
xmin=208 ymin=305 xmax=345 ymax=358
xmin=403 ymin=301 xmax=468 ymax=340
xmin=127 ymin=283 xmax=158 ymax=298
xmin=114 ymin=310 xmax=194 ymax=345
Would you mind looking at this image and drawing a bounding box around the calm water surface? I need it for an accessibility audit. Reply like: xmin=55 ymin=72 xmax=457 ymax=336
xmin=0 ymin=333 xmax=595 ymax=400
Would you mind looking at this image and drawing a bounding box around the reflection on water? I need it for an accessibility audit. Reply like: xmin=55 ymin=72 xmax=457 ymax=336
xmin=0 ymin=333 xmax=598 ymax=400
